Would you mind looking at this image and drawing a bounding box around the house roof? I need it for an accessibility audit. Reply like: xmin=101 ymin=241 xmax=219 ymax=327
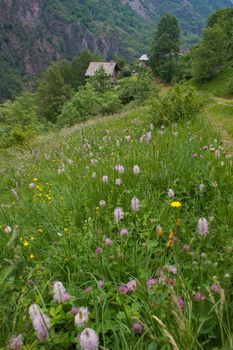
xmin=139 ymin=54 xmax=149 ymax=61
xmin=85 ymin=62 xmax=117 ymax=77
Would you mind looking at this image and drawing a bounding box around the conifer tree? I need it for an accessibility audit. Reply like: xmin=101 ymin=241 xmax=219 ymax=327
xmin=150 ymin=15 xmax=180 ymax=82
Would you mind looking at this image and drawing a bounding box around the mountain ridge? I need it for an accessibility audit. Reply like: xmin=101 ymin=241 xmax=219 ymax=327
xmin=0 ymin=0 xmax=233 ymax=99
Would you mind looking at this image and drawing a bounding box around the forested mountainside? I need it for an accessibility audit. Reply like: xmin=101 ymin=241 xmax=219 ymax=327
xmin=1 ymin=0 xmax=233 ymax=99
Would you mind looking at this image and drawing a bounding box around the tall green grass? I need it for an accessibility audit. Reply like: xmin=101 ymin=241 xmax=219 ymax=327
xmin=0 ymin=108 xmax=233 ymax=349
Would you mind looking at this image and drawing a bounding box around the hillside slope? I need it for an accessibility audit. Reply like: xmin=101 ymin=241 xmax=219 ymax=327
xmin=1 ymin=0 xmax=233 ymax=100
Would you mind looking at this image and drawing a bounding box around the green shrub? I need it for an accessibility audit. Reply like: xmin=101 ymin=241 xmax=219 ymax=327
xmin=151 ymin=85 xmax=204 ymax=125
xmin=58 ymin=83 xmax=122 ymax=127
xmin=100 ymin=91 xmax=122 ymax=115
xmin=118 ymin=72 xmax=159 ymax=105
xmin=0 ymin=92 xmax=41 ymax=148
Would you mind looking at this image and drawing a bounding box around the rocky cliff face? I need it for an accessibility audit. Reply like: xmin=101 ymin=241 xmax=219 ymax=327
xmin=0 ymin=0 xmax=232 ymax=77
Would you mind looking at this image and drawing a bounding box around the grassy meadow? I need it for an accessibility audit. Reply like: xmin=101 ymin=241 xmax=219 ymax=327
xmin=0 ymin=105 xmax=233 ymax=349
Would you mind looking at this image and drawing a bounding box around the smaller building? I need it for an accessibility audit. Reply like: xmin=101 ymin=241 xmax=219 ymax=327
xmin=139 ymin=54 xmax=149 ymax=65
xmin=85 ymin=62 xmax=118 ymax=84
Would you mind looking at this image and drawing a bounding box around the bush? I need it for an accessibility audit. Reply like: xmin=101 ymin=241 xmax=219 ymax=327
xmin=58 ymin=84 xmax=122 ymax=127
xmin=151 ymin=85 xmax=204 ymax=125
xmin=118 ymin=72 xmax=159 ymax=105
xmin=0 ymin=92 xmax=42 ymax=148
xmin=100 ymin=91 xmax=122 ymax=115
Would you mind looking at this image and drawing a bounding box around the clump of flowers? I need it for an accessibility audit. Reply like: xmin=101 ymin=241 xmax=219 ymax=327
xmin=53 ymin=281 xmax=70 ymax=303
xmin=114 ymin=207 xmax=124 ymax=223
xmin=75 ymin=307 xmax=89 ymax=328
xmin=29 ymin=304 xmax=51 ymax=342
xmin=131 ymin=197 xmax=140 ymax=212
xmin=198 ymin=218 xmax=208 ymax=236
xmin=114 ymin=164 xmax=124 ymax=174
xmin=79 ymin=328 xmax=99 ymax=350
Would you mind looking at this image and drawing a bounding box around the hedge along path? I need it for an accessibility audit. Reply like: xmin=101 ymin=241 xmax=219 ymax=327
xmin=206 ymin=96 xmax=233 ymax=156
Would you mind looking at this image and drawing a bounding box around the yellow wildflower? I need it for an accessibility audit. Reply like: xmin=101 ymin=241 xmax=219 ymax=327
xmin=29 ymin=254 xmax=35 ymax=259
xmin=23 ymin=240 xmax=29 ymax=247
xmin=64 ymin=227 xmax=69 ymax=233
xmin=169 ymin=229 xmax=174 ymax=240
xmin=166 ymin=239 xmax=172 ymax=249
xmin=33 ymin=177 xmax=38 ymax=182
xmin=38 ymin=228 xmax=43 ymax=233
xmin=170 ymin=201 xmax=182 ymax=208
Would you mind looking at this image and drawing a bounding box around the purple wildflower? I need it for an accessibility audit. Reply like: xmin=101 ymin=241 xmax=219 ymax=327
xmin=104 ymin=238 xmax=112 ymax=247
xmin=114 ymin=165 xmax=124 ymax=174
xmin=114 ymin=207 xmax=124 ymax=223
xmin=167 ymin=189 xmax=175 ymax=198
xmin=198 ymin=218 xmax=208 ymax=236
xmin=97 ymin=280 xmax=104 ymax=288
xmin=118 ymin=285 xmax=129 ymax=294
xmin=168 ymin=278 xmax=174 ymax=287
xmin=183 ymin=244 xmax=190 ymax=252
xmin=29 ymin=304 xmax=51 ymax=342
xmin=169 ymin=266 xmax=177 ymax=275
xmin=131 ymin=197 xmax=140 ymax=212
xmin=9 ymin=334 xmax=23 ymax=350
xmin=211 ymin=284 xmax=221 ymax=293
xmin=194 ymin=292 xmax=205 ymax=302
xmin=71 ymin=307 xmax=79 ymax=316
xmin=127 ymin=280 xmax=137 ymax=292
xmin=132 ymin=322 xmax=143 ymax=334
xmin=95 ymin=247 xmax=103 ymax=254
xmin=177 ymin=296 xmax=185 ymax=311
xmin=147 ymin=279 xmax=156 ymax=288
xmin=119 ymin=228 xmax=129 ymax=236
xmin=79 ymin=328 xmax=99 ymax=350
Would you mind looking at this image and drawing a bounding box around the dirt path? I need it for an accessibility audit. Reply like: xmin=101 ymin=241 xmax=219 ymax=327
xmin=206 ymin=96 xmax=233 ymax=155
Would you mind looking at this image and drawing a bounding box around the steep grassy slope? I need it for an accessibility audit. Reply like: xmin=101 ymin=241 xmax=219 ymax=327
xmin=199 ymin=61 xmax=233 ymax=97
xmin=0 ymin=107 xmax=233 ymax=349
